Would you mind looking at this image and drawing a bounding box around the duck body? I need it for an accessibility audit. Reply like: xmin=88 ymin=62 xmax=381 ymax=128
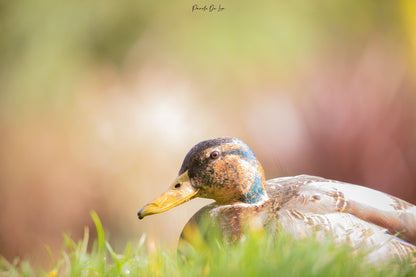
xmin=184 ymin=175 xmax=416 ymax=264
xmin=138 ymin=137 xmax=416 ymax=265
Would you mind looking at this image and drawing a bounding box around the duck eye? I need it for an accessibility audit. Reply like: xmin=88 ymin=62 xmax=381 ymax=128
xmin=210 ymin=151 xmax=220 ymax=159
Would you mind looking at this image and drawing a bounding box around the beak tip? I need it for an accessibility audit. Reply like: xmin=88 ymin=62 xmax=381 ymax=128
xmin=137 ymin=209 xmax=145 ymax=220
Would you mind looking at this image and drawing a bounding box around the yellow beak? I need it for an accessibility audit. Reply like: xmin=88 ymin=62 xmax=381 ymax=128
xmin=138 ymin=170 xmax=199 ymax=219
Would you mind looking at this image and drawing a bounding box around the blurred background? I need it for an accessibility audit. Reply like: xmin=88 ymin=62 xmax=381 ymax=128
xmin=1 ymin=0 xmax=416 ymax=266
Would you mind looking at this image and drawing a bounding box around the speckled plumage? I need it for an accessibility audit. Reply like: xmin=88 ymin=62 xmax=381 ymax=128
xmin=138 ymin=137 xmax=416 ymax=265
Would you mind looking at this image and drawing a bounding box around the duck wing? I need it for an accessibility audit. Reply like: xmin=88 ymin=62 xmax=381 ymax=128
xmin=267 ymin=175 xmax=416 ymax=244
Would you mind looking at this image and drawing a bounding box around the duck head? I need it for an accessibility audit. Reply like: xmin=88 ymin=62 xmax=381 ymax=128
xmin=138 ymin=137 xmax=267 ymax=219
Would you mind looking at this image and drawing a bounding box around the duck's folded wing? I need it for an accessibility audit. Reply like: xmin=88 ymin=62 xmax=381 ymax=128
xmin=279 ymin=209 xmax=416 ymax=265
xmin=273 ymin=175 xmax=416 ymax=244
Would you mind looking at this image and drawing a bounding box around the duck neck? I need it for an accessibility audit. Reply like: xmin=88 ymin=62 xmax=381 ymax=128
xmin=240 ymin=170 xmax=268 ymax=204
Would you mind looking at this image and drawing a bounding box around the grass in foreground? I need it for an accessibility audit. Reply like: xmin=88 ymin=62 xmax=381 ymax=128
xmin=0 ymin=211 xmax=415 ymax=276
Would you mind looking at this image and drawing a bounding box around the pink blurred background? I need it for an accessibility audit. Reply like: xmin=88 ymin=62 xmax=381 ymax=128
xmin=1 ymin=0 xmax=416 ymax=266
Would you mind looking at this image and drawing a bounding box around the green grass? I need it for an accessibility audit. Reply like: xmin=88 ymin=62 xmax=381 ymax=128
xmin=0 ymin=211 xmax=414 ymax=276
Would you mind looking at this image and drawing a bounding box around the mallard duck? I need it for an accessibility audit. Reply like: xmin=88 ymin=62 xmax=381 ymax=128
xmin=138 ymin=137 xmax=416 ymax=264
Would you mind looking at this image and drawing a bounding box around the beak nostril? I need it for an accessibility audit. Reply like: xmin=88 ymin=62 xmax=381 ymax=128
xmin=174 ymin=183 xmax=181 ymax=189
